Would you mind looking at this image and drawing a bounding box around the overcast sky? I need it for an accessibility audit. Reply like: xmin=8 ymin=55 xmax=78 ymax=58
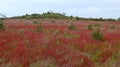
xmin=0 ymin=0 xmax=120 ymax=18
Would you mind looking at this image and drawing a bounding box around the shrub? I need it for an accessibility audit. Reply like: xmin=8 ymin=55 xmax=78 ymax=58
xmin=36 ymin=23 xmax=43 ymax=32
xmin=94 ymin=23 xmax=101 ymax=27
xmin=88 ymin=24 xmax=93 ymax=30
xmin=68 ymin=21 xmax=75 ymax=30
xmin=109 ymin=25 xmax=115 ymax=29
xmin=91 ymin=28 xmax=103 ymax=41
xmin=51 ymin=19 xmax=56 ymax=23
xmin=75 ymin=16 xmax=80 ymax=20
xmin=0 ymin=19 xmax=5 ymax=30
xmin=54 ymin=30 xmax=59 ymax=36
xmin=33 ymin=21 xmax=39 ymax=24
xmin=25 ymin=16 xmax=31 ymax=20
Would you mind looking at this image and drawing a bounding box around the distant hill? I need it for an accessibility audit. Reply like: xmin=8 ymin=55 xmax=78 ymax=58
xmin=1 ymin=11 xmax=120 ymax=22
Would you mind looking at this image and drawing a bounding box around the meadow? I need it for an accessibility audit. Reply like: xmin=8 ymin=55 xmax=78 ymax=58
xmin=0 ymin=19 xmax=120 ymax=67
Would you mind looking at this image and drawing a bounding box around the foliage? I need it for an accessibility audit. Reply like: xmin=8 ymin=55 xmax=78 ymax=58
xmin=11 ymin=11 xmax=69 ymax=19
xmin=91 ymin=28 xmax=103 ymax=41
xmin=64 ymin=32 xmax=79 ymax=38
xmin=109 ymin=25 xmax=115 ymax=29
xmin=68 ymin=21 xmax=75 ymax=30
xmin=51 ymin=19 xmax=56 ymax=23
xmin=0 ymin=19 xmax=5 ymax=30
xmin=9 ymin=11 xmax=118 ymax=22
xmin=33 ymin=21 xmax=39 ymax=24
xmin=36 ymin=23 xmax=43 ymax=32
xmin=75 ymin=16 xmax=80 ymax=20
xmin=94 ymin=22 xmax=101 ymax=27
xmin=54 ymin=30 xmax=60 ymax=36
xmin=0 ymin=19 xmax=120 ymax=67
xmin=88 ymin=24 xmax=93 ymax=30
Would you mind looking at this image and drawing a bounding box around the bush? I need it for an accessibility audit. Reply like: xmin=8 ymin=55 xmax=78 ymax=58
xmin=0 ymin=19 xmax=5 ymax=30
xmin=51 ymin=19 xmax=56 ymax=23
xmin=109 ymin=25 xmax=115 ymax=29
xmin=33 ymin=21 xmax=39 ymax=24
xmin=94 ymin=23 xmax=101 ymax=27
xmin=88 ymin=24 xmax=93 ymax=30
xmin=75 ymin=16 xmax=80 ymax=20
xmin=91 ymin=28 xmax=103 ymax=41
xmin=36 ymin=23 xmax=43 ymax=32
xmin=68 ymin=21 xmax=75 ymax=30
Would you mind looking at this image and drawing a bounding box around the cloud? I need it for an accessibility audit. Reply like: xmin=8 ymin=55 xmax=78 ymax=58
xmin=63 ymin=7 xmax=99 ymax=16
xmin=0 ymin=0 xmax=120 ymax=18
xmin=81 ymin=7 xmax=99 ymax=12
xmin=63 ymin=6 xmax=120 ymax=18
xmin=36 ymin=0 xmax=67 ymax=4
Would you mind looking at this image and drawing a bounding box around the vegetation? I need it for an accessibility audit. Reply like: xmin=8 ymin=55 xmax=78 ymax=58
xmin=0 ymin=12 xmax=120 ymax=67
xmin=91 ymin=27 xmax=103 ymax=41
xmin=110 ymin=25 xmax=115 ymax=29
xmin=51 ymin=19 xmax=56 ymax=23
xmin=8 ymin=11 xmax=120 ymax=22
xmin=68 ymin=21 xmax=76 ymax=30
xmin=0 ymin=19 xmax=5 ymax=30
xmin=94 ymin=22 xmax=101 ymax=27
xmin=32 ymin=21 xmax=39 ymax=24
xmin=11 ymin=11 xmax=68 ymax=19
xmin=36 ymin=22 xmax=43 ymax=32
xmin=0 ymin=20 xmax=120 ymax=67
xmin=88 ymin=24 xmax=93 ymax=30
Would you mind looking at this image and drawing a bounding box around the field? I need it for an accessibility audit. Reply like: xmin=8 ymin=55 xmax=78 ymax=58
xmin=0 ymin=19 xmax=120 ymax=67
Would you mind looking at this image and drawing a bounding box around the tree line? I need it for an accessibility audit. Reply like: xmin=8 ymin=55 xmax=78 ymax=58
xmin=1 ymin=12 xmax=120 ymax=21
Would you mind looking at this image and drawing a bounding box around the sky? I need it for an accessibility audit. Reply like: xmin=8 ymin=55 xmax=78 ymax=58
xmin=0 ymin=0 xmax=120 ymax=18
